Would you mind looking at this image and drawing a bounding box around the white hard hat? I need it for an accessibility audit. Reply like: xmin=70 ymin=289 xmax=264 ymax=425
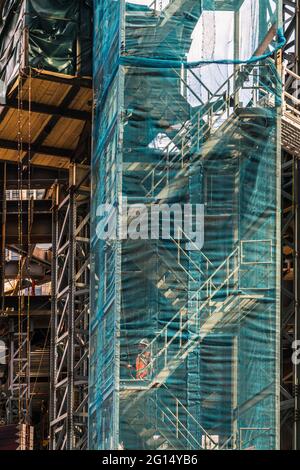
xmin=139 ymin=338 xmax=150 ymax=347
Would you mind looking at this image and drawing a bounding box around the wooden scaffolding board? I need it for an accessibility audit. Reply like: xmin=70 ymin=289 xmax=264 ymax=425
xmin=0 ymin=71 xmax=92 ymax=170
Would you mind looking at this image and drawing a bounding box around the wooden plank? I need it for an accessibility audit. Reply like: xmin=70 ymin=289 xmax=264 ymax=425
xmin=44 ymin=119 xmax=85 ymax=150
xmin=0 ymin=72 xmax=92 ymax=169
xmin=7 ymin=99 xmax=91 ymax=121
xmin=31 ymin=154 xmax=70 ymax=169
xmin=0 ymin=108 xmax=51 ymax=143
xmin=0 ymin=139 xmax=73 ymax=158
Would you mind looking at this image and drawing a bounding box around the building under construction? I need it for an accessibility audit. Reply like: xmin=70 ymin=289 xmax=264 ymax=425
xmin=0 ymin=0 xmax=299 ymax=451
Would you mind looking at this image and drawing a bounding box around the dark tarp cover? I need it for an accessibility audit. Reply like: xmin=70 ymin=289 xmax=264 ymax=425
xmin=0 ymin=0 xmax=92 ymax=101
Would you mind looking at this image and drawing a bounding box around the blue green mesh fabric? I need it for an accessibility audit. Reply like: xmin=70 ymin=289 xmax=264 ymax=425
xmin=89 ymin=0 xmax=282 ymax=450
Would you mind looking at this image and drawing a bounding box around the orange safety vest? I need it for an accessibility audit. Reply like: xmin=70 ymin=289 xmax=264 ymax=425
xmin=136 ymin=351 xmax=151 ymax=379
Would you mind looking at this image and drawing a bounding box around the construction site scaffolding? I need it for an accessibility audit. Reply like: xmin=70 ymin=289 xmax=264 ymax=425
xmin=89 ymin=0 xmax=282 ymax=451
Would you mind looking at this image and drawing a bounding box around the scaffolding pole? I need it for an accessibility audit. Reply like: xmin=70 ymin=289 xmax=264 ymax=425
xmin=281 ymin=0 xmax=300 ymax=450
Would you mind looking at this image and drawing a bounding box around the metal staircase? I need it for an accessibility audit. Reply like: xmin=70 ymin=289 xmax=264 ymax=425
xmin=121 ymin=244 xmax=260 ymax=401
xmin=126 ymin=247 xmax=239 ymax=389
xmin=141 ymin=61 xmax=277 ymax=201
xmin=122 ymin=11 xmax=280 ymax=447
xmin=122 ymin=60 xmax=277 ymax=391
xmin=127 ymin=385 xmax=220 ymax=450
xmin=122 ymin=236 xmax=209 ymax=325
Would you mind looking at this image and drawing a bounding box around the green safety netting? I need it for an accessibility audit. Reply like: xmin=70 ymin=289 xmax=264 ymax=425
xmin=89 ymin=0 xmax=282 ymax=450
xmin=0 ymin=0 xmax=92 ymax=99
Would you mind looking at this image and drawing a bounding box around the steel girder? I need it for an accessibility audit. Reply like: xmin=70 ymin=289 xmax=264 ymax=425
xmin=49 ymin=167 xmax=90 ymax=450
xmin=6 ymin=319 xmax=31 ymax=426
xmin=281 ymin=0 xmax=300 ymax=450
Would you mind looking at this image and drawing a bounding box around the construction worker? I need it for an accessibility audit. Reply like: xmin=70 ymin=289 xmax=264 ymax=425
xmin=136 ymin=338 xmax=151 ymax=380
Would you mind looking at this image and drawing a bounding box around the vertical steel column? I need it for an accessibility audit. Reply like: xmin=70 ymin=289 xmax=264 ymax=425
xmin=233 ymin=8 xmax=240 ymax=109
xmin=49 ymin=185 xmax=71 ymax=449
xmin=296 ymin=1 xmax=300 ymax=76
xmin=281 ymin=151 xmax=295 ymax=448
xmin=6 ymin=321 xmax=31 ymax=425
xmin=294 ymin=158 xmax=300 ymax=449
xmin=66 ymin=185 xmax=76 ymax=450
xmin=49 ymin=185 xmax=59 ymax=449
xmin=281 ymin=0 xmax=300 ymax=450
xmin=0 ymin=163 xmax=7 ymax=314
xmin=295 ymin=2 xmax=300 ymax=450
xmin=7 ymin=323 xmax=15 ymax=424
xmin=49 ymin=166 xmax=90 ymax=450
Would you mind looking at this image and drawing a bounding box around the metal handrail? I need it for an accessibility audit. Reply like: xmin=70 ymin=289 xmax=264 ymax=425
xmin=150 ymin=0 xmax=175 ymax=11
xmin=141 ymin=70 xmax=236 ymax=187
xmin=161 ymin=384 xmax=219 ymax=447
xmin=176 ymin=227 xmax=213 ymax=266
xmin=142 ymin=246 xmax=240 ymax=372
xmin=148 ymin=395 xmax=202 ymax=449
xmin=142 ymin=62 xmax=276 ymax=197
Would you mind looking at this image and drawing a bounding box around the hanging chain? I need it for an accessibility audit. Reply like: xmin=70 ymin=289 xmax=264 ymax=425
xmin=17 ymin=69 xmax=24 ymax=425
xmin=25 ymin=66 xmax=32 ymax=425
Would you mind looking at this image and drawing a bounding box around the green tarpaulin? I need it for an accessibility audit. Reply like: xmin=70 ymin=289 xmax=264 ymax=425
xmin=0 ymin=0 xmax=92 ymax=100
